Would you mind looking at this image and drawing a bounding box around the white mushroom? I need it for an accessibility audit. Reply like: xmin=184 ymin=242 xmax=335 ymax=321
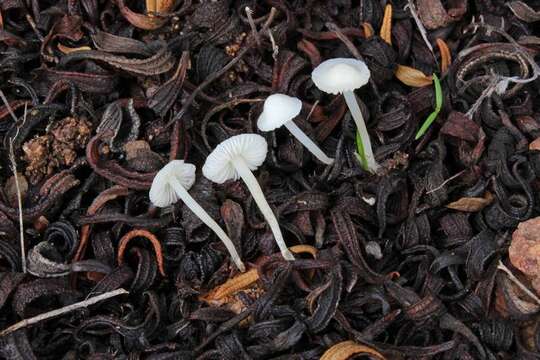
xmin=149 ymin=160 xmax=245 ymax=272
xmin=202 ymin=134 xmax=295 ymax=261
xmin=311 ymin=58 xmax=379 ymax=173
xmin=257 ymin=93 xmax=334 ymax=165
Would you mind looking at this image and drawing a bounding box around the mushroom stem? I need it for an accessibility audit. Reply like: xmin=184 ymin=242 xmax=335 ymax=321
xmin=169 ymin=178 xmax=246 ymax=272
xmin=284 ymin=120 xmax=334 ymax=165
xmin=342 ymin=90 xmax=379 ymax=173
xmin=232 ymin=157 xmax=295 ymax=261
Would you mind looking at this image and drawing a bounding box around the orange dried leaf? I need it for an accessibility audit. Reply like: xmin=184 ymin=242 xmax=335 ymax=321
xmin=321 ymin=341 xmax=386 ymax=360
xmin=446 ymin=192 xmax=493 ymax=212
xmin=147 ymin=0 xmax=175 ymax=14
xmin=156 ymin=0 xmax=176 ymax=13
xmin=290 ymin=244 xmax=318 ymax=258
xmin=201 ymin=269 xmax=259 ymax=303
xmin=57 ymin=43 xmax=92 ymax=54
xmin=395 ymin=65 xmax=433 ymax=87
xmin=117 ymin=229 xmax=166 ymax=276
xmin=529 ymin=137 xmax=540 ymax=151
xmin=363 ymin=22 xmax=374 ymax=39
xmin=436 ymin=38 xmax=452 ymax=73
xmin=146 ymin=0 xmax=157 ymax=13
xmin=380 ymin=4 xmax=392 ymax=45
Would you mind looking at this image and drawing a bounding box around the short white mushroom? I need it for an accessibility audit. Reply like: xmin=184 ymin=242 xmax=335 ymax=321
xmin=149 ymin=160 xmax=245 ymax=272
xmin=311 ymin=58 xmax=379 ymax=173
xmin=257 ymin=93 xmax=334 ymax=165
xmin=202 ymin=134 xmax=295 ymax=261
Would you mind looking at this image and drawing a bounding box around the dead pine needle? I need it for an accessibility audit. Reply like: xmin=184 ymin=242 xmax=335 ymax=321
xmin=0 ymin=288 xmax=129 ymax=337
xmin=426 ymin=170 xmax=465 ymax=194
xmin=0 ymin=90 xmax=27 ymax=273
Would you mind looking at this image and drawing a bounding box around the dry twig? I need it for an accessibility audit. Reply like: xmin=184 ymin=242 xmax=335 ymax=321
xmin=0 ymin=288 xmax=129 ymax=336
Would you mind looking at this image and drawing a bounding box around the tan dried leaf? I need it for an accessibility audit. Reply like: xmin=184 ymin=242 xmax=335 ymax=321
xmin=446 ymin=192 xmax=493 ymax=212
xmin=147 ymin=0 xmax=176 ymax=13
xmin=380 ymin=4 xmax=392 ymax=45
xmin=529 ymin=137 xmax=540 ymax=151
xmin=509 ymin=217 xmax=540 ymax=295
xmin=395 ymin=65 xmax=433 ymax=87
xmin=117 ymin=0 xmax=167 ymax=30
xmin=321 ymin=341 xmax=386 ymax=360
xmin=362 ymin=23 xmax=374 ymax=38
xmin=57 ymin=43 xmax=91 ymax=54
xmin=4 ymin=173 xmax=28 ymax=207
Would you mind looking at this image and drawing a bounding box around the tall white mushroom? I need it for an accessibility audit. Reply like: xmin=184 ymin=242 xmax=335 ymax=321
xmin=202 ymin=134 xmax=295 ymax=261
xmin=149 ymin=160 xmax=245 ymax=272
xmin=257 ymin=93 xmax=334 ymax=165
xmin=311 ymin=58 xmax=379 ymax=173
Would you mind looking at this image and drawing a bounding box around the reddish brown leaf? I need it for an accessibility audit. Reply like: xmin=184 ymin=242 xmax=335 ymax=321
xmin=509 ymin=217 xmax=540 ymax=295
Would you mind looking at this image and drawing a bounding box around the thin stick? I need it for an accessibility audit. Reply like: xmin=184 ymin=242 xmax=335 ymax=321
xmin=0 ymin=288 xmax=129 ymax=337
xmin=267 ymin=29 xmax=278 ymax=60
xmin=245 ymin=7 xmax=261 ymax=48
xmin=305 ymin=100 xmax=319 ymax=122
xmin=425 ymin=170 xmax=465 ymax=194
xmin=404 ymin=1 xmax=435 ymax=59
xmin=25 ymin=14 xmax=44 ymax=42
xmin=497 ymin=261 xmax=540 ymax=306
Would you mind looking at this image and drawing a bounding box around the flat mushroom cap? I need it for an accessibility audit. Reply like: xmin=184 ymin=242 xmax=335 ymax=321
xmin=203 ymin=134 xmax=268 ymax=184
xmin=257 ymin=94 xmax=302 ymax=131
xmin=311 ymin=58 xmax=371 ymax=95
xmin=149 ymin=160 xmax=196 ymax=207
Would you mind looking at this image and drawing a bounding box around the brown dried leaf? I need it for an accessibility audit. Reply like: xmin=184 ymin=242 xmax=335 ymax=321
xmin=446 ymin=192 xmax=493 ymax=212
xmin=4 ymin=173 xmax=28 ymax=207
xmin=380 ymin=4 xmax=392 ymax=45
xmin=507 ymin=2 xmax=540 ymax=23
xmin=320 ymin=341 xmax=386 ymax=360
xmin=416 ymin=0 xmax=451 ymax=29
xmin=509 ymin=217 xmax=540 ymax=294
xmin=395 ymin=65 xmax=433 ymax=87
xmin=529 ymin=137 xmax=540 ymax=151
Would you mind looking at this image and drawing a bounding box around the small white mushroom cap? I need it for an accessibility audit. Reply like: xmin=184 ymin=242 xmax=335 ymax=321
xmin=311 ymin=58 xmax=371 ymax=95
xmin=202 ymin=134 xmax=268 ymax=184
xmin=257 ymin=94 xmax=302 ymax=131
xmin=149 ymin=160 xmax=196 ymax=207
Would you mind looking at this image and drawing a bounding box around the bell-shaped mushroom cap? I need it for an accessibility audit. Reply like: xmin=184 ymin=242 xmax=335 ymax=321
xmin=311 ymin=58 xmax=371 ymax=95
xmin=149 ymin=160 xmax=196 ymax=207
xmin=257 ymin=94 xmax=302 ymax=131
xmin=203 ymin=134 xmax=267 ymax=184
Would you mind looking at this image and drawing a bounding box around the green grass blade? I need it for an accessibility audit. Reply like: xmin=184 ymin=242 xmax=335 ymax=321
xmin=415 ymin=74 xmax=443 ymax=140
xmin=355 ymin=131 xmax=369 ymax=171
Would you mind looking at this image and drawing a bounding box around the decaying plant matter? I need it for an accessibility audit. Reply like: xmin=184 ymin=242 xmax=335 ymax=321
xmin=0 ymin=0 xmax=540 ymax=359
